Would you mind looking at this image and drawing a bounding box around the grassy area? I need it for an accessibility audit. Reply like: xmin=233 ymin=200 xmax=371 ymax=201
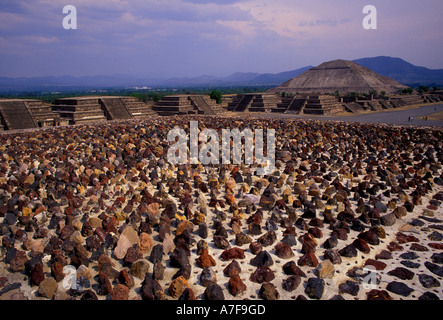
xmin=417 ymin=111 xmax=443 ymax=121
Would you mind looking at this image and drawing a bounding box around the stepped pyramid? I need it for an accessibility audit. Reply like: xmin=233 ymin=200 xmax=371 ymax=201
xmin=52 ymin=96 xmax=157 ymax=125
xmin=227 ymin=94 xmax=282 ymax=112
xmin=268 ymin=59 xmax=407 ymax=95
xmin=0 ymin=99 xmax=64 ymax=130
xmin=152 ymin=95 xmax=226 ymax=116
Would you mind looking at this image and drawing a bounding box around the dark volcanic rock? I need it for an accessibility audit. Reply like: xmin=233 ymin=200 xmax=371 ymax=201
xmin=259 ymin=282 xmax=280 ymax=300
xmin=358 ymin=230 xmax=379 ymax=245
xmin=301 ymin=233 xmax=317 ymax=254
xmin=200 ymin=267 xmax=217 ymax=287
xmin=250 ymin=250 xmax=274 ymax=267
xmin=366 ymin=289 xmax=393 ymax=300
xmin=111 ymin=284 xmax=129 ymax=300
xmin=338 ymin=280 xmax=360 ymax=296
xmin=418 ymin=274 xmax=440 ymax=288
xmin=223 ymin=260 xmax=242 ymax=277
xmin=140 ymin=274 xmax=163 ymax=300
xmin=274 ymin=242 xmax=294 ymax=259
xmin=418 ymin=292 xmax=440 ymax=300
xmin=235 ymin=232 xmax=252 ymax=246
xmin=410 ymin=243 xmax=429 ymax=252
xmin=250 ymin=266 xmax=275 ymax=283
xmin=431 ymin=252 xmax=443 ymax=264
xmin=364 ymin=259 xmax=387 ymax=271
xmin=228 ymin=275 xmax=247 ymax=297
xmin=386 ymin=281 xmax=414 ymax=297
xmin=323 ymin=249 xmax=342 ymax=265
xmin=124 ymin=247 xmax=143 ymax=266
xmin=305 ymin=277 xmax=324 ymax=300
xmin=352 ymin=238 xmax=370 ymax=254
xmin=387 ymin=267 xmax=415 ymax=280
xmin=282 ymin=275 xmax=301 ymax=292
xmin=220 ymin=247 xmax=245 ymax=261
xmin=169 ymin=247 xmax=189 ymax=268
xmin=281 ymin=234 xmax=297 ymax=247
xmin=400 ymin=261 xmax=420 ymax=269
xmin=9 ymin=250 xmax=28 ymax=272
xmin=153 ymin=259 xmax=165 ymax=281
xmin=323 ymin=235 xmax=338 ymax=249
xmin=400 ymin=252 xmax=419 ymax=260
xmin=249 ymin=241 xmax=262 ymax=255
xmin=213 ymin=236 xmax=231 ymax=250
xmin=282 ymin=261 xmax=306 ymax=277
xmin=375 ymin=250 xmax=392 ymax=260
xmin=380 ymin=212 xmax=396 ymax=226
xmin=297 ymin=253 xmax=319 ymax=267
xmin=204 ymin=283 xmax=225 ymax=300
xmin=424 ymin=262 xmax=443 ymax=277
xmin=258 ymin=231 xmax=277 ymax=247
xmin=338 ymin=244 xmax=358 ymax=258
xmin=30 ymin=263 xmax=45 ymax=286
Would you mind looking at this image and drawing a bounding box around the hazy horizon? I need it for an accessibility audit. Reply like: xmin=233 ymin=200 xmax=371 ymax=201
xmin=1 ymin=0 xmax=442 ymax=78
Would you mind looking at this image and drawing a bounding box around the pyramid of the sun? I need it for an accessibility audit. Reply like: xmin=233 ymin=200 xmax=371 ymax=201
xmin=268 ymin=59 xmax=407 ymax=95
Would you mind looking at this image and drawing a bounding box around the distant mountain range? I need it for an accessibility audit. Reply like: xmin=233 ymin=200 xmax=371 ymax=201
xmin=0 ymin=56 xmax=442 ymax=93
xmin=354 ymin=56 xmax=443 ymax=86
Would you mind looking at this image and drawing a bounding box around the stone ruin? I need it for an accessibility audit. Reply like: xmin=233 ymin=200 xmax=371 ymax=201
xmin=51 ymin=96 xmax=158 ymax=125
xmin=227 ymin=92 xmax=442 ymax=115
xmin=152 ymin=94 xmax=226 ymax=116
xmin=228 ymin=94 xmax=345 ymax=115
xmin=0 ymin=99 xmax=65 ymax=130
xmin=268 ymin=59 xmax=408 ymax=96
xmin=0 ymin=95 xmax=227 ymax=131
xmin=0 ymin=90 xmax=441 ymax=131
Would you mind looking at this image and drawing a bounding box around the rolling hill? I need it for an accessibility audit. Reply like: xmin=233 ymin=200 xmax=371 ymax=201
xmin=353 ymin=56 xmax=443 ymax=86
xmin=0 ymin=56 xmax=441 ymax=93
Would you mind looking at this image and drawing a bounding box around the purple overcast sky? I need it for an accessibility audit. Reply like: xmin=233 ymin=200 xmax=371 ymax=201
xmin=0 ymin=0 xmax=442 ymax=78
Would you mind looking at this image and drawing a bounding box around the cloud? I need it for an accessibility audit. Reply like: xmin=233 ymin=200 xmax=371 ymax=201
xmin=0 ymin=0 xmax=442 ymax=77
xmin=298 ymin=19 xmax=351 ymax=27
xmin=22 ymin=35 xmax=58 ymax=44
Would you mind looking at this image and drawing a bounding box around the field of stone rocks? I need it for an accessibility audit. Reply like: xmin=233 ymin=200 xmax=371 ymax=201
xmin=0 ymin=115 xmax=441 ymax=300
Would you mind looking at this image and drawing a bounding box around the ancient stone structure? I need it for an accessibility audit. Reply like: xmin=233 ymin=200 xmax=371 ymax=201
xmin=52 ymin=97 xmax=108 ymax=125
xmin=228 ymin=94 xmax=254 ymax=112
xmin=119 ymin=97 xmax=158 ymax=119
xmin=52 ymin=96 xmax=157 ymax=125
xmin=227 ymin=94 xmax=282 ymax=113
xmin=228 ymin=94 xmax=345 ymax=115
xmin=268 ymin=59 xmax=408 ymax=95
xmin=303 ymin=95 xmax=345 ymax=115
xmin=0 ymin=99 xmax=63 ymax=130
xmin=277 ymin=96 xmax=308 ymax=114
xmin=153 ymin=95 xmax=226 ymax=116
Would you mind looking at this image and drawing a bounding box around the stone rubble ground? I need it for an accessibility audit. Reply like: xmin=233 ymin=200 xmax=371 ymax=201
xmin=0 ymin=115 xmax=441 ymax=300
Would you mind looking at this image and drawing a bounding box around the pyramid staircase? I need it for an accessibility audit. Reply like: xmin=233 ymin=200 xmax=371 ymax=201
xmin=303 ymin=95 xmax=345 ymax=115
xmin=152 ymin=95 xmax=198 ymax=116
xmin=0 ymin=100 xmax=36 ymax=130
xmin=367 ymin=100 xmax=383 ymax=111
xmin=283 ymin=97 xmax=308 ymax=114
xmin=344 ymin=102 xmax=365 ymax=113
xmin=378 ymin=100 xmax=394 ymax=109
xmin=52 ymin=97 xmax=108 ymax=125
xmin=231 ymin=95 xmax=254 ymax=112
xmin=189 ymin=95 xmax=216 ymax=115
xmin=100 ymin=98 xmax=132 ymax=120
xmin=248 ymin=94 xmax=282 ymax=112
xmin=119 ymin=97 xmax=158 ymax=118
